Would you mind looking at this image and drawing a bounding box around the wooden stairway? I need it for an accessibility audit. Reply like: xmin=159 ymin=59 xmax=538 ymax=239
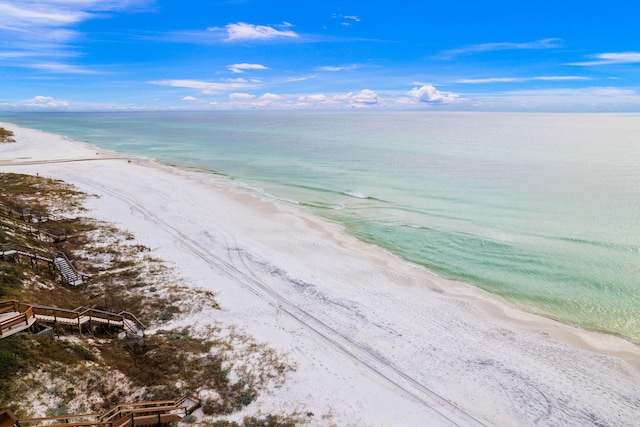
xmin=53 ymin=252 xmax=90 ymax=286
xmin=0 ymin=243 xmax=91 ymax=286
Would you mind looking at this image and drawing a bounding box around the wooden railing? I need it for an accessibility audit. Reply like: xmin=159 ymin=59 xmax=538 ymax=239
xmin=15 ymin=394 xmax=201 ymax=427
xmin=0 ymin=243 xmax=91 ymax=286
xmin=0 ymin=200 xmax=67 ymax=242
xmin=0 ymin=300 xmax=35 ymax=337
xmin=0 ymin=300 xmax=20 ymax=315
xmin=54 ymin=251 xmax=92 ymax=285
xmin=0 ymin=301 xmax=145 ymax=338
xmin=18 ymin=413 xmax=102 ymax=427
xmin=0 ymin=243 xmax=54 ymax=263
xmin=30 ymin=303 xmax=146 ymax=336
xmin=99 ymin=400 xmax=181 ymax=423
xmin=0 ymin=199 xmax=61 ymax=223
xmin=118 ymin=311 xmax=146 ymax=333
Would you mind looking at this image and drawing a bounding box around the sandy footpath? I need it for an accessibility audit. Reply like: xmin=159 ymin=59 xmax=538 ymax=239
xmin=1 ymin=122 xmax=639 ymax=426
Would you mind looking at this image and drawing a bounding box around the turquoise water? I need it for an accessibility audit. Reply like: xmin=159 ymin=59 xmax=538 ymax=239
xmin=2 ymin=111 xmax=640 ymax=342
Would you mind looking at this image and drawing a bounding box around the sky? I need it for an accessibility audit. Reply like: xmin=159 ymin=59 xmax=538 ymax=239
xmin=1 ymin=0 xmax=640 ymax=111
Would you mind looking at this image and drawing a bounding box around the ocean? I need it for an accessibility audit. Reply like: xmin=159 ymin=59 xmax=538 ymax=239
xmin=2 ymin=111 xmax=639 ymax=342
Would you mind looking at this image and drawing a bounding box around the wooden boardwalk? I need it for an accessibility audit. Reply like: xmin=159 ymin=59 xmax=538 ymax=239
xmin=0 ymin=202 xmax=203 ymax=424
xmin=1 ymin=198 xmax=88 ymax=285
xmin=6 ymin=394 xmax=201 ymax=427
xmin=0 ymin=300 xmax=145 ymax=339
xmin=0 ymin=200 xmax=67 ymax=243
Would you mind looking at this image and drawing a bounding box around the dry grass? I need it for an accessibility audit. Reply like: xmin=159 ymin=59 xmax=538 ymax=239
xmin=0 ymin=173 xmax=296 ymax=423
xmin=0 ymin=128 xmax=15 ymax=143
xmin=0 ymin=172 xmax=87 ymax=213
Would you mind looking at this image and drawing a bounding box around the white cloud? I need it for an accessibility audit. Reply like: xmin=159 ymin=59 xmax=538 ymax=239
xmin=28 ymin=62 xmax=100 ymax=74
xmin=295 ymin=93 xmax=339 ymax=108
xmin=395 ymin=97 xmax=418 ymax=106
xmin=458 ymin=77 xmax=523 ymax=84
xmin=223 ymin=90 xmax=383 ymax=110
xmin=569 ymin=52 xmax=640 ymax=66
xmin=458 ymin=76 xmax=591 ymax=84
xmin=317 ymin=65 xmax=357 ymax=72
xmin=227 ymin=63 xmax=269 ymax=73
xmin=25 ymin=95 xmax=69 ymax=108
xmin=334 ymin=89 xmax=379 ymax=107
xmin=151 ymin=79 xmax=254 ymax=94
xmin=260 ymin=93 xmax=283 ymax=101
xmin=182 ymin=96 xmax=199 ymax=102
xmin=1 ymin=1 xmax=144 ymax=35
xmin=470 ymin=86 xmax=640 ymax=110
xmin=224 ymin=77 xmax=248 ymax=83
xmin=0 ymin=2 xmax=89 ymax=27
xmin=229 ymin=93 xmax=255 ymax=100
xmin=227 ymin=92 xmax=287 ymax=108
xmin=408 ymin=85 xmax=459 ymax=104
xmin=298 ymin=94 xmax=330 ymax=103
xmin=333 ymin=13 xmax=361 ymax=26
xmin=0 ymin=0 xmax=145 ymax=72
xmin=533 ymin=76 xmax=591 ymax=81
xmin=439 ymin=38 xmax=562 ymax=59
xmin=225 ymin=22 xmax=299 ymax=42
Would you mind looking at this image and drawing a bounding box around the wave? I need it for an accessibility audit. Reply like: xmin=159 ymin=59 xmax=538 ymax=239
xmin=343 ymin=190 xmax=368 ymax=199
xmin=238 ymin=183 xmax=300 ymax=205
xmin=301 ymin=201 xmax=345 ymax=210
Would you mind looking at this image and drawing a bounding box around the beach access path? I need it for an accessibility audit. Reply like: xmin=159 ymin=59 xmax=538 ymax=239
xmin=1 ymin=122 xmax=639 ymax=427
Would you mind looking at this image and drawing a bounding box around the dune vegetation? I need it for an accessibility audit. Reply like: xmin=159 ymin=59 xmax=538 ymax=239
xmin=0 ymin=172 xmax=299 ymax=426
xmin=0 ymin=128 xmax=15 ymax=143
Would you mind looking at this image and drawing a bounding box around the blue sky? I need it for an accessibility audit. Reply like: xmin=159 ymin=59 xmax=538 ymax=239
xmin=1 ymin=0 xmax=640 ymax=111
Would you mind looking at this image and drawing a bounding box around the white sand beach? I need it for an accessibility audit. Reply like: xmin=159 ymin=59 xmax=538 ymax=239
xmin=2 ymin=122 xmax=639 ymax=426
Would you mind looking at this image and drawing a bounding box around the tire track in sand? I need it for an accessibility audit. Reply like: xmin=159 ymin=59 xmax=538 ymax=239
xmin=75 ymin=175 xmax=487 ymax=427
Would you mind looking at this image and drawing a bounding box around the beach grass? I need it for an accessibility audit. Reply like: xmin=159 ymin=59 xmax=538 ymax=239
xmin=0 ymin=128 xmax=15 ymax=143
xmin=0 ymin=172 xmax=296 ymax=423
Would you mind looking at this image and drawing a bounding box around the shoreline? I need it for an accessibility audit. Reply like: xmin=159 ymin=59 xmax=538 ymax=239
xmin=2 ymin=122 xmax=639 ymax=426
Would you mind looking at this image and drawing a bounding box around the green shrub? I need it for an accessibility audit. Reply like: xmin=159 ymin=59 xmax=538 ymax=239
xmin=0 ymin=128 xmax=15 ymax=143
xmin=47 ymin=385 xmax=62 ymax=396
xmin=181 ymin=415 xmax=197 ymax=424
xmin=0 ymin=351 xmax=19 ymax=377
xmin=71 ymin=345 xmax=96 ymax=361
xmin=46 ymin=403 xmax=68 ymax=417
